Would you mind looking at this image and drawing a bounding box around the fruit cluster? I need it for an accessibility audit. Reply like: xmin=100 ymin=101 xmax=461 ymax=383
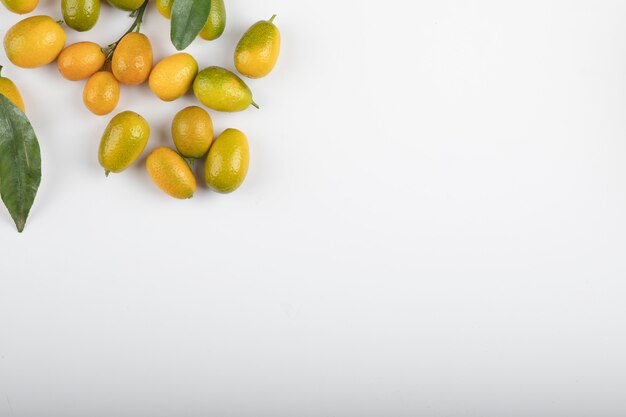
xmin=0 ymin=0 xmax=280 ymax=199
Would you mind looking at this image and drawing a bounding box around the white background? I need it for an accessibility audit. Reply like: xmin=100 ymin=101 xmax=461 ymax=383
xmin=1 ymin=0 xmax=626 ymax=415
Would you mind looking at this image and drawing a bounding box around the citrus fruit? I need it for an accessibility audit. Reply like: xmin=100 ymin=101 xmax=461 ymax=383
xmin=62 ymin=0 xmax=100 ymax=32
xmin=235 ymin=15 xmax=280 ymax=78
xmin=205 ymin=128 xmax=249 ymax=193
xmin=107 ymin=0 xmax=142 ymax=11
xmin=146 ymin=147 xmax=196 ymax=199
xmin=57 ymin=42 xmax=105 ymax=81
xmin=83 ymin=71 xmax=120 ymax=116
xmin=0 ymin=67 xmax=25 ymax=112
xmin=1 ymin=0 xmax=38 ymax=14
xmin=193 ymin=66 xmax=257 ymax=112
xmin=111 ymin=32 xmax=152 ymax=86
xmin=199 ymin=0 xmax=226 ymax=41
xmin=172 ymin=106 xmax=213 ymax=158
xmin=99 ymin=111 xmax=150 ymax=175
xmin=149 ymin=53 xmax=197 ymax=102
xmin=4 ymin=16 xmax=66 ymax=68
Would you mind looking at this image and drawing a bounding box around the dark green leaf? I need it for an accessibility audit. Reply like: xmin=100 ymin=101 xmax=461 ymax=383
xmin=171 ymin=0 xmax=212 ymax=50
xmin=0 ymin=95 xmax=41 ymax=233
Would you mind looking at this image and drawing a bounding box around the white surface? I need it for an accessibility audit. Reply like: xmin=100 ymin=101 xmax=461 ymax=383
xmin=1 ymin=0 xmax=626 ymax=415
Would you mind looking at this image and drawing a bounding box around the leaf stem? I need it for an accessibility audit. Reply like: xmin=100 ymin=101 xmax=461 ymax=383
xmin=103 ymin=0 xmax=149 ymax=63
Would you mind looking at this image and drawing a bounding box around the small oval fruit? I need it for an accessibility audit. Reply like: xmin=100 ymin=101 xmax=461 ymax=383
xmin=99 ymin=111 xmax=150 ymax=175
xmin=83 ymin=71 xmax=120 ymax=116
xmin=146 ymin=147 xmax=196 ymax=199
xmin=205 ymin=128 xmax=249 ymax=193
xmin=172 ymin=106 xmax=213 ymax=158
xmin=107 ymin=0 xmax=142 ymax=11
xmin=235 ymin=15 xmax=280 ymax=78
xmin=149 ymin=53 xmax=198 ymax=102
xmin=1 ymin=0 xmax=38 ymax=14
xmin=155 ymin=0 xmax=172 ymax=18
xmin=57 ymin=42 xmax=105 ymax=81
xmin=0 ymin=67 xmax=25 ymax=112
xmin=62 ymin=0 xmax=100 ymax=32
xmin=193 ymin=66 xmax=257 ymax=112
xmin=112 ymin=32 xmax=153 ymax=86
xmin=4 ymin=16 xmax=66 ymax=68
xmin=199 ymin=0 xmax=226 ymax=41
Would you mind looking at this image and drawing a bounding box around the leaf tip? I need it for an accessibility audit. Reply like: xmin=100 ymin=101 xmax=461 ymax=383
xmin=172 ymin=38 xmax=187 ymax=51
xmin=15 ymin=218 xmax=26 ymax=233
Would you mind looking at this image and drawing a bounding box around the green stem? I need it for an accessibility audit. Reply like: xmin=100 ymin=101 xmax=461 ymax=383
xmin=251 ymin=100 xmax=260 ymax=109
xmin=103 ymin=0 xmax=149 ymax=63
xmin=269 ymin=14 xmax=277 ymax=23
xmin=0 ymin=65 xmax=3 ymax=77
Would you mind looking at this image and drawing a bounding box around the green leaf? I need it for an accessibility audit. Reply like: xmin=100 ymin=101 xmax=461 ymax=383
xmin=0 ymin=95 xmax=41 ymax=233
xmin=171 ymin=0 xmax=212 ymax=50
